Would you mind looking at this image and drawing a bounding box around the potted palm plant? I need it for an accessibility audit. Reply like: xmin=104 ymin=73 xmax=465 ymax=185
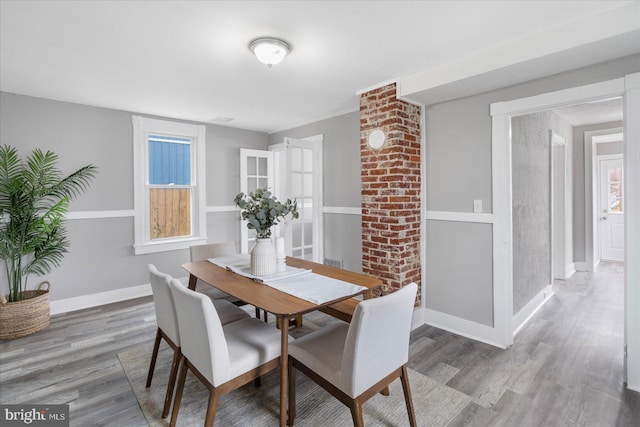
xmin=234 ymin=188 xmax=298 ymax=276
xmin=0 ymin=145 xmax=96 ymax=339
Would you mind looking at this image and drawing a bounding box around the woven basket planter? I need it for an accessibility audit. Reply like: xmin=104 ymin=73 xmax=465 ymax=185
xmin=0 ymin=281 xmax=50 ymax=340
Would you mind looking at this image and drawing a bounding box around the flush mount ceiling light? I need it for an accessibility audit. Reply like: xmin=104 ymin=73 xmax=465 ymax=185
xmin=248 ymin=37 xmax=291 ymax=68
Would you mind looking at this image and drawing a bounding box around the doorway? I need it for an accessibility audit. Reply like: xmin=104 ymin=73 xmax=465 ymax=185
xmin=598 ymin=155 xmax=624 ymax=262
xmin=491 ymin=73 xmax=640 ymax=390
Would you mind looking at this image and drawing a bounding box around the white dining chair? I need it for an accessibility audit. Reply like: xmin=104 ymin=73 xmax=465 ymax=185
xmin=287 ymin=282 xmax=418 ymax=427
xmin=168 ymin=277 xmax=291 ymax=427
xmin=146 ymin=264 xmax=250 ymax=418
xmin=189 ymin=241 xmax=240 ymax=302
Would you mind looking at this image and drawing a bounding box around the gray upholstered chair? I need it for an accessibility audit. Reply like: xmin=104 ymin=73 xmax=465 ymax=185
xmin=189 ymin=241 xmax=240 ymax=302
xmin=146 ymin=264 xmax=250 ymax=418
xmin=168 ymin=278 xmax=290 ymax=427
xmin=190 ymin=241 xmax=268 ymax=320
xmin=287 ymin=283 xmax=418 ymax=427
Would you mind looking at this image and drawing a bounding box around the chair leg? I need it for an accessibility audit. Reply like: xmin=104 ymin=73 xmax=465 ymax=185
xmin=162 ymin=349 xmax=182 ymax=418
xmin=170 ymin=361 xmax=189 ymax=427
xmin=294 ymin=315 xmax=303 ymax=328
xmin=146 ymin=328 xmax=162 ymax=388
xmin=400 ymin=365 xmax=417 ymax=427
xmin=204 ymin=389 xmax=221 ymax=427
xmin=255 ymin=306 xmax=261 ymax=318
xmin=287 ymin=360 xmax=296 ymax=426
xmin=348 ymin=400 xmax=365 ymax=427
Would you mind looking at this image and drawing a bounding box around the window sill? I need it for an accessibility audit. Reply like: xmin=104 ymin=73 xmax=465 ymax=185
xmin=134 ymin=237 xmax=208 ymax=255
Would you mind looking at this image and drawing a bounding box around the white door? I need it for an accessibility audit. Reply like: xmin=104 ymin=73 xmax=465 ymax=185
xmin=599 ymin=156 xmax=624 ymax=262
xmin=239 ymin=149 xmax=273 ymax=254
xmin=269 ymin=136 xmax=323 ymax=262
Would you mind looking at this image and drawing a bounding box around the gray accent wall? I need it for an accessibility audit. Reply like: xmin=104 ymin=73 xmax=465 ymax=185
xmin=511 ymin=111 xmax=572 ymax=314
xmin=269 ymin=111 xmax=362 ymax=272
xmin=0 ymin=92 xmax=269 ymax=301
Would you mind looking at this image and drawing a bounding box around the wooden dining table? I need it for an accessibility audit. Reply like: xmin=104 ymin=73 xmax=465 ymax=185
xmin=182 ymin=256 xmax=383 ymax=427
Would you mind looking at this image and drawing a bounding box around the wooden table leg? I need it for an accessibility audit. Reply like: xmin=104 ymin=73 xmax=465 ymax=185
xmin=187 ymin=274 xmax=197 ymax=291
xmin=279 ymin=315 xmax=290 ymax=427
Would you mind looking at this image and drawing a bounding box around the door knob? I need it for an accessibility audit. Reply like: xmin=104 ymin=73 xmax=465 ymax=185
xmin=601 ymin=216 xmax=608 ymax=220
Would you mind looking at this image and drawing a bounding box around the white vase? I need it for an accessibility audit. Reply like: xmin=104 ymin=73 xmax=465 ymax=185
xmin=275 ymin=236 xmax=286 ymax=272
xmin=251 ymin=238 xmax=277 ymax=276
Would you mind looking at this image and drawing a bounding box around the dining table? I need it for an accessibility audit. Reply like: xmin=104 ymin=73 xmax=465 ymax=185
xmin=182 ymin=256 xmax=383 ymax=427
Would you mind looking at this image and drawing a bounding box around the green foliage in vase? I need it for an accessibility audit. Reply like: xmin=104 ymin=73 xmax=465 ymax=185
xmin=0 ymin=145 xmax=97 ymax=302
xmin=234 ymin=188 xmax=298 ymax=239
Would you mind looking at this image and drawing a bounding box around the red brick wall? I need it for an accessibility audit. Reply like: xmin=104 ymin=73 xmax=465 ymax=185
xmin=360 ymin=83 xmax=421 ymax=302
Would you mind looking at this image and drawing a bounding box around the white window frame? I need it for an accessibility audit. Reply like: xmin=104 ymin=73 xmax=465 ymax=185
xmin=132 ymin=116 xmax=207 ymax=255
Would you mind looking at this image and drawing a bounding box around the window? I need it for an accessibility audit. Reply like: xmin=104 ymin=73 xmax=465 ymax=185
xmin=132 ymin=116 xmax=206 ymax=254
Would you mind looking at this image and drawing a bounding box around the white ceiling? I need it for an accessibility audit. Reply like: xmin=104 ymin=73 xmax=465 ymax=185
xmin=553 ymin=98 xmax=623 ymax=127
xmin=0 ymin=1 xmax=637 ymax=133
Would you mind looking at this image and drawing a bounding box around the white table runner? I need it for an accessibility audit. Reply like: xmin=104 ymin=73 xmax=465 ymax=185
xmin=208 ymin=255 xmax=367 ymax=304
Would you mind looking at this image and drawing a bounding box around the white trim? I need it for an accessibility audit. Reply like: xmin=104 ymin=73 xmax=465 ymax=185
xmin=566 ymin=262 xmax=576 ymax=279
xmin=513 ymin=284 xmax=555 ymax=336
xmin=133 ymin=237 xmax=207 ymax=255
xmin=624 ymin=72 xmax=640 ymax=391
xmin=585 ymin=127 xmax=624 ymax=271
xmin=420 ymin=104 xmax=427 ymax=311
xmin=490 ymin=79 xmax=625 ymax=117
xmin=550 ymin=131 xmax=569 ymax=281
xmin=355 ymin=79 xmax=398 ymax=96
xmin=268 ymin=107 xmax=359 ymax=135
xmin=424 ymin=308 xmax=507 ymax=349
xmin=50 ymin=284 xmax=152 ymax=316
xmin=322 ymin=206 xmax=361 ymax=215
xmin=574 ymin=262 xmax=588 ymax=272
xmin=66 ymin=210 xmax=135 ymax=220
xmin=492 ymin=113 xmax=514 ymax=348
xmin=426 ymin=210 xmax=494 ymax=224
xmin=205 ymin=205 xmax=238 ymax=213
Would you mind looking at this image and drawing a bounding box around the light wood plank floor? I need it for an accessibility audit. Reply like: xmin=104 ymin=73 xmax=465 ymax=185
xmin=1 ymin=262 xmax=638 ymax=426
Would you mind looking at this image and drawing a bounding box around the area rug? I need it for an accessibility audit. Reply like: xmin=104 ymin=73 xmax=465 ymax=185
xmin=119 ymin=344 xmax=470 ymax=426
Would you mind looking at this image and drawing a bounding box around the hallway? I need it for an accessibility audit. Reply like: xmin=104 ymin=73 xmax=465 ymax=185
xmin=409 ymin=262 xmax=639 ymax=425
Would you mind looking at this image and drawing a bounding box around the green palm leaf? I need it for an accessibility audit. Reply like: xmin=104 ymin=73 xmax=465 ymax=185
xmin=0 ymin=145 xmax=96 ymax=302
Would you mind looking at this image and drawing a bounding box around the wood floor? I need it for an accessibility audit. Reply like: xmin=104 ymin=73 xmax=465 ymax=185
xmin=1 ymin=262 xmax=638 ymax=426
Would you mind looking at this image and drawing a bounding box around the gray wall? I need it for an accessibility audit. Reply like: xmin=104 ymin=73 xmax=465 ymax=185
xmin=424 ymin=55 xmax=639 ymax=326
xmin=269 ymin=111 xmax=362 ymax=272
xmin=572 ymin=121 xmax=623 ymax=262
xmin=0 ymin=92 xmax=269 ymax=300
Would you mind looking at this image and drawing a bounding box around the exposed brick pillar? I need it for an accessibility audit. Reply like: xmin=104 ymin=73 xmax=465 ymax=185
xmin=360 ymin=83 xmax=421 ymax=302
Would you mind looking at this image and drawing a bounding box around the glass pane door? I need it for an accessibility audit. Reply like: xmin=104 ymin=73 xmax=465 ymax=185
xmin=239 ymin=149 xmax=273 ymax=253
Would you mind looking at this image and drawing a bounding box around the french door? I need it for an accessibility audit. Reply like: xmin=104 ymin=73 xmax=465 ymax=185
xmin=239 ymin=149 xmax=273 ymax=254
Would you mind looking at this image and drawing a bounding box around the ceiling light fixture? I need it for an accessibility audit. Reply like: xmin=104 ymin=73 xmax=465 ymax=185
xmin=248 ymin=37 xmax=291 ymax=68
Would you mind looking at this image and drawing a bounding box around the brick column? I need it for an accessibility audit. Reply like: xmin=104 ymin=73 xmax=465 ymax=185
xmin=360 ymin=83 xmax=421 ymax=301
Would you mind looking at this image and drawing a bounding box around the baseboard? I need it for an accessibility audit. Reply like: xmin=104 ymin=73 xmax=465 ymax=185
xmin=513 ymin=284 xmax=554 ymax=336
xmin=424 ymin=308 xmax=507 ymax=349
xmin=626 ymin=383 xmax=640 ymax=393
xmin=412 ymin=306 xmax=426 ymax=331
xmin=574 ymin=262 xmax=588 ymax=272
xmin=50 ymin=284 xmax=152 ymax=316
xmin=565 ymin=263 xmax=576 ymax=279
